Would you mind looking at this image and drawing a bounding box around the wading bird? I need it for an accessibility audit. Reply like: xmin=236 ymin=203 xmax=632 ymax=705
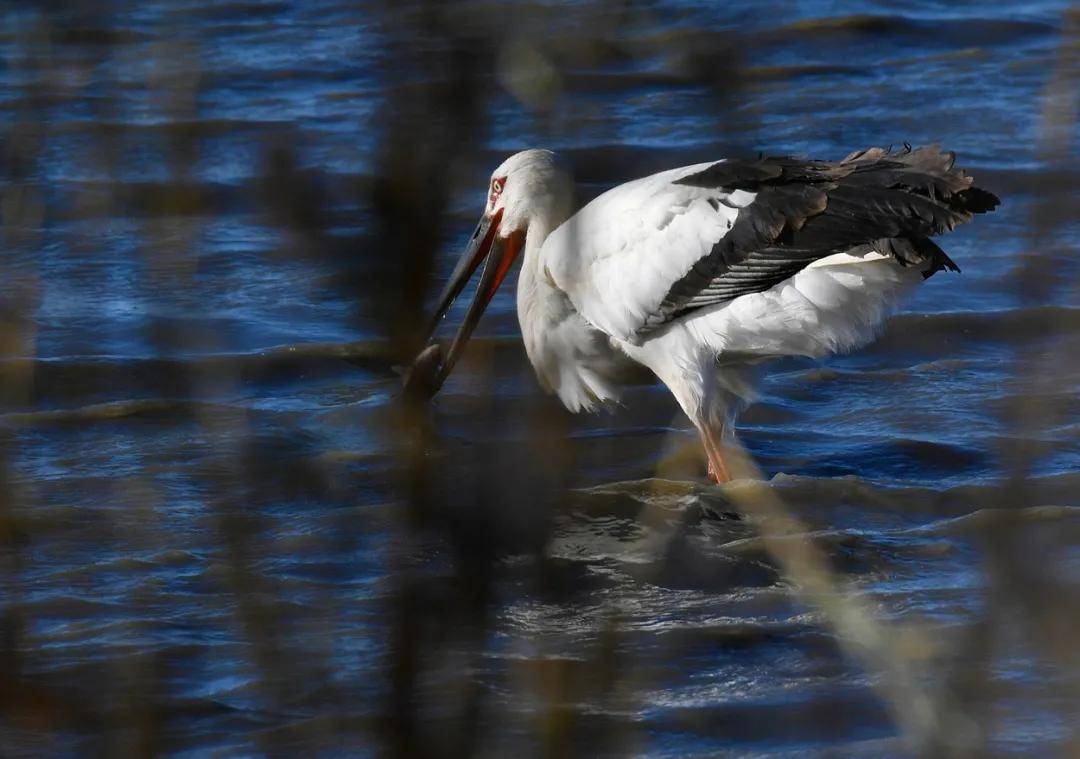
xmin=407 ymin=147 xmax=998 ymax=482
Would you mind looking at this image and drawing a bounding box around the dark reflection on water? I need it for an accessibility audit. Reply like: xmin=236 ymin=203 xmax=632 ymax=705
xmin=1 ymin=0 xmax=1078 ymax=756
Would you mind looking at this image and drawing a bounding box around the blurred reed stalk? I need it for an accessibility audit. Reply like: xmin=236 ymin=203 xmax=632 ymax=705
xmin=0 ymin=1 xmax=1076 ymax=756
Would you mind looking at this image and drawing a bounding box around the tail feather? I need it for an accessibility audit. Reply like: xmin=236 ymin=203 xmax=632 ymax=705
xmin=849 ymin=235 xmax=960 ymax=279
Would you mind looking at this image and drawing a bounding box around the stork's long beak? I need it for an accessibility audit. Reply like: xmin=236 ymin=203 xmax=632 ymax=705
xmin=407 ymin=208 xmax=523 ymax=399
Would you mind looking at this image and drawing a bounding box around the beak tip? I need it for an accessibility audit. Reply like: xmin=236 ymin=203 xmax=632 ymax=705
xmin=402 ymin=342 xmax=445 ymax=402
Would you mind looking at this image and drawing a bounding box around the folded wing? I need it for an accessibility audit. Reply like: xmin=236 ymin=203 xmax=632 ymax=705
xmin=544 ymin=145 xmax=999 ymax=344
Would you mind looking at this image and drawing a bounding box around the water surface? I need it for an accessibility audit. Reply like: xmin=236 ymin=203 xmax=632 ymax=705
xmin=1 ymin=1 xmax=1078 ymax=755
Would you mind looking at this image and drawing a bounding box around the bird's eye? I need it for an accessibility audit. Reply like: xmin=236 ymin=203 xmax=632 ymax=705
xmin=492 ymin=180 xmax=502 ymax=194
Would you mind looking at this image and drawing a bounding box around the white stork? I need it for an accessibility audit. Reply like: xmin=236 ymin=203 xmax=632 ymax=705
xmin=407 ymin=146 xmax=998 ymax=482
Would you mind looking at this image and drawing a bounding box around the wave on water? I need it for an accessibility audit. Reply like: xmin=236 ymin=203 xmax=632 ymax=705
xmin=2 ymin=0 xmax=1077 ymax=755
xmin=772 ymin=13 xmax=1056 ymax=42
xmin=572 ymin=470 xmax=1080 ymax=516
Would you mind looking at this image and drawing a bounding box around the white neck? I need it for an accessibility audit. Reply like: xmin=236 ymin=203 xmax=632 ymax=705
xmin=514 ymin=203 xmax=569 ymax=347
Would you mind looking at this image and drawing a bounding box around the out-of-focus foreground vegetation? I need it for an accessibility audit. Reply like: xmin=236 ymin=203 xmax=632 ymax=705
xmin=1 ymin=1 xmax=1078 ymax=756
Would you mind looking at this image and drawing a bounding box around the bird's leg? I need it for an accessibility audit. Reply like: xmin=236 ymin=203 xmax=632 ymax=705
xmin=700 ymin=424 xmax=732 ymax=484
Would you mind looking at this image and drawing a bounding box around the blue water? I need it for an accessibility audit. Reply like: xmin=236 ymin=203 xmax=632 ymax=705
xmin=1 ymin=1 xmax=1078 ymax=755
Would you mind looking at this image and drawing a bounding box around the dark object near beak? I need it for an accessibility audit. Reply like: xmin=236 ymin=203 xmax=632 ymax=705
xmin=404 ymin=208 xmax=523 ymax=400
xmin=401 ymin=342 xmax=443 ymax=402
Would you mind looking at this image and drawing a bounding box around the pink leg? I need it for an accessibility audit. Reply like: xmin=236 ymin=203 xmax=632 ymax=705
xmin=700 ymin=424 xmax=732 ymax=484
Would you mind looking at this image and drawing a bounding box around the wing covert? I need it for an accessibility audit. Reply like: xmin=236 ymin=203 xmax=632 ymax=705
xmin=544 ymin=146 xmax=998 ymax=342
xmin=543 ymin=162 xmax=755 ymax=343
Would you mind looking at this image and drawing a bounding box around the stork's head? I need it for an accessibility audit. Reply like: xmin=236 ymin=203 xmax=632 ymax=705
xmin=407 ymin=149 xmax=573 ymax=399
xmin=484 ymin=148 xmax=574 ymax=237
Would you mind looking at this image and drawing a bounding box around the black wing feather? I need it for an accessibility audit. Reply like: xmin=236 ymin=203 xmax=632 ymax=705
xmin=641 ymin=145 xmax=999 ymax=333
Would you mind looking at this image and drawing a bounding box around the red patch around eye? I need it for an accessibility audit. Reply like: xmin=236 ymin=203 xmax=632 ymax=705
xmin=488 ymin=177 xmax=506 ymax=206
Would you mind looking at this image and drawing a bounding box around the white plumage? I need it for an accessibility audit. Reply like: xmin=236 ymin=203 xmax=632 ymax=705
xmin=545 ymin=162 xmax=752 ymax=342
xmin=417 ymin=147 xmax=998 ymax=481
